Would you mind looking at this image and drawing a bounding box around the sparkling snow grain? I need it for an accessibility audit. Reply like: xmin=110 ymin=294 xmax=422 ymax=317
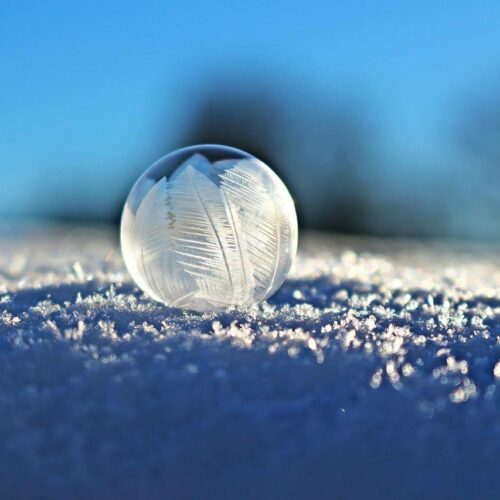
xmin=0 ymin=224 xmax=499 ymax=499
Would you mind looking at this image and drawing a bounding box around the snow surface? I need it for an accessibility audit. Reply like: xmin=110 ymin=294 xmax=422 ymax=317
xmin=0 ymin=224 xmax=499 ymax=499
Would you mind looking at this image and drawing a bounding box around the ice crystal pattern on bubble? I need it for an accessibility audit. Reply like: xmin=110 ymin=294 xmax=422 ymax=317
xmin=121 ymin=153 xmax=298 ymax=312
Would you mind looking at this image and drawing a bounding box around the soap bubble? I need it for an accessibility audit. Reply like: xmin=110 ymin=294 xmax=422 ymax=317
xmin=121 ymin=145 xmax=298 ymax=312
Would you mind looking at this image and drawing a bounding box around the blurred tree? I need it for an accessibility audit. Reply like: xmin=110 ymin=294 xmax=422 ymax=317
xmin=454 ymin=92 xmax=500 ymax=239
xmin=458 ymin=97 xmax=500 ymax=166
xmin=180 ymin=74 xmax=377 ymax=234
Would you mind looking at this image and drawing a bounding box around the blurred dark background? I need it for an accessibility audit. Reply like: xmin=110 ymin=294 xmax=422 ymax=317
xmin=1 ymin=1 xmax=499 ymax=240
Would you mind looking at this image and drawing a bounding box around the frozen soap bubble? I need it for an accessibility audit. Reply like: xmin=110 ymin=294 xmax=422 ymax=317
xmin=121 ymin=145 xmax=298 ymax=312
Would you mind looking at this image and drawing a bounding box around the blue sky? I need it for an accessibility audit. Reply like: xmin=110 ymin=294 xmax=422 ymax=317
xmin=1 ymin=0 xmax=499 ymax=221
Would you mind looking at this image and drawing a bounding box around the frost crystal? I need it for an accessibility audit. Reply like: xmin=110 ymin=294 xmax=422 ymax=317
xmin=121 ymin=146 xmax=298 ymax=312
xmin=0 ymin=223 xmax=499 ymax=498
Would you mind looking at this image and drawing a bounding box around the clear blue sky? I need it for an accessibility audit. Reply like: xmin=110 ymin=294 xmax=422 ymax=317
xmin=1 ymin=0 xmax=499 ymax=220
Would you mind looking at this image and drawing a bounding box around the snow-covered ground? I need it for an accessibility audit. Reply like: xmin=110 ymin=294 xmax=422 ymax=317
xmin=0 ymin=224 xmax=499 ymax=499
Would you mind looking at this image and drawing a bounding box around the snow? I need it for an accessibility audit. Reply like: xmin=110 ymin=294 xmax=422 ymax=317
xmin=0 ymin=224 xmax=499 ymax=499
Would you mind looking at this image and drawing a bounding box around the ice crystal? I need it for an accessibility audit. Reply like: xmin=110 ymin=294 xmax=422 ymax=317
xmin=0 ymin=224 xmax=499 ymax=498
xmin=121 ymin=145 xmax=298 ymax=312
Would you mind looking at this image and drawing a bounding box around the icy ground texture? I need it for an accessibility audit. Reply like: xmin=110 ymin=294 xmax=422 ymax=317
xmin=0 ymin=225 xmax=499 ymax=499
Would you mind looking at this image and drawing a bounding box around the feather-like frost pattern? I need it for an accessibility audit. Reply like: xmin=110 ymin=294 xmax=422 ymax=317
xmin=167 ymin=156 xmax=255 ymax=308
xmin=218 ymin=159 xmax=293 ymax=301
xmin=130 ymin=177 xmax=173 ymax=302
xmin=122 ymin=152 xmax=297 ymax=311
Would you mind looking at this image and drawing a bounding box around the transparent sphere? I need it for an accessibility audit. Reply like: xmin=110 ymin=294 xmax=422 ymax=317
xmin=121 ymin=145 xmax=298 ymax=312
